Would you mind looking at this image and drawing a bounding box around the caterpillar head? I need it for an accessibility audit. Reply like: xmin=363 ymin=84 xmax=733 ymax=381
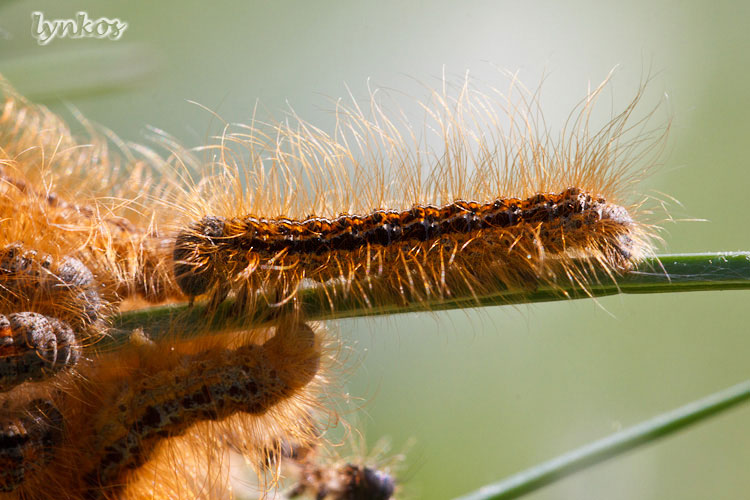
xmin=172 ymin=216 xmax=227 ymax=298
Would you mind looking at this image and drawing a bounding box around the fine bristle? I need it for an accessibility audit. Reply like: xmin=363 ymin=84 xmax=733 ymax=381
xmin=282 ymin=435 xmax=400 ymax=500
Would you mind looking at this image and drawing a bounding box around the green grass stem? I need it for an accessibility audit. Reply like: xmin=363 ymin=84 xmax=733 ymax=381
xmin=453 ymin=378 xmax=750 ymax=500
xmin=110 ymin=252 xmax=750 ymax=347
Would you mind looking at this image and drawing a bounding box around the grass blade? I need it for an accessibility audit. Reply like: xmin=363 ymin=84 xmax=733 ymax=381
xmin=453 ymin=379 xmax=750 ymax=500
xmin=111 ymin=252 xmax=750 ymax=346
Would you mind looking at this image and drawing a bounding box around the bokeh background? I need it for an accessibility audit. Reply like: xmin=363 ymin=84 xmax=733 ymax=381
xmin=2 ymin=1 xmax=750 ymax=499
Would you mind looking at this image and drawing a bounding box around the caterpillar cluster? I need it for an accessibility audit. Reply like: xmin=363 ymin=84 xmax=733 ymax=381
xmin=0 ymin=92 xmax=182 ymax=307
xmin=0 ymin=81 xmax=331 ymax=499
xmin=0 ymin=70 xmax=667 ymax=499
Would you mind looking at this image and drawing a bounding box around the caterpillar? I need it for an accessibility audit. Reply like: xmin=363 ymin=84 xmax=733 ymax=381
xmin=174 ymin=187 xmax=640 ymax=309
xmin=0 ymin=86 xmax=183 ymax=308
xmin=259 ymin=413 xmax=398 ymax=500
xmin=168 ymin=73 xmax=665 ymax=318
xmin=0 ymin=321 xmax=330 ymax=499
xmin=282 ymin=436 xmax=398 ymax=500
xmin=288 ymin=462 xmax=396 ymax=500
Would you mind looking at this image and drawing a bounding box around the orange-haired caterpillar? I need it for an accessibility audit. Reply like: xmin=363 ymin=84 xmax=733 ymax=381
xmin=288 ymin=463 xmax=396 ymax=500
xmin=259 ymin=414 xmax=398 ymax=500
xmin=0 ymin=83 xmax=184 ymax=308
xmin=0 ymin=320 xmax=326 ymax=499
xmin=169 ymin=73 xmax=663 ymax=316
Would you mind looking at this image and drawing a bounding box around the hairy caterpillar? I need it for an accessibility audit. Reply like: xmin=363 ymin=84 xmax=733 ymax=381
xmin=0 ymin=71 xmax=668 ymax=500
xmin=257 ymin=414 xmax=398 ymax=500
xmin=0 ymin=321 xmax=330 ymax=499
xmin=0 ymin=88 xmax=183 ymax=308
xmin=169 ymin=74 xmax=665 ymax=318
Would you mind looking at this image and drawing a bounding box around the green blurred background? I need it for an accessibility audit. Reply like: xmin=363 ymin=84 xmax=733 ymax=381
xmin=2 ymin=1 xmax=750 ymax=498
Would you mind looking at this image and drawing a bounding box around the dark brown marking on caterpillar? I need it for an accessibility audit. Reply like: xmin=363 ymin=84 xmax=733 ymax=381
xmin=173 ymin=187 xmax=636 ymax=298
xmin=0 ymin=313 xmax=81 ymax=392
xmin=0 ymin=398 xmax=63 ymax=492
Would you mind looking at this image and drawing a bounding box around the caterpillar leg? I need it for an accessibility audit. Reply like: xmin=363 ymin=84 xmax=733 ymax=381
xmin=0 ymin=313 xmax=81 ymax=392
xmin=0 ymin=244 xmax=105 ymax=392
xmin=0 ymin=398 xmax=62 ymax=493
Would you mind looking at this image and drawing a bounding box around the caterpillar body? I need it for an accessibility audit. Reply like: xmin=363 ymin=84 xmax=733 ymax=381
xmin=169 ymin=74 xmax=663 ymax=316
xmin=174 ymin=187 xmax=640 ymax=308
